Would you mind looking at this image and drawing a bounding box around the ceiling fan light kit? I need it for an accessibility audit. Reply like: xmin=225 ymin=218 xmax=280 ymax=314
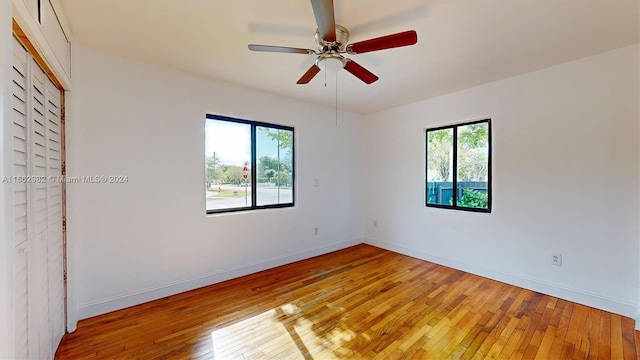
xmin=248 ymin=0 xmax=418 ymax=85
xmin=317 ymin=53 xmax=346 ymax=73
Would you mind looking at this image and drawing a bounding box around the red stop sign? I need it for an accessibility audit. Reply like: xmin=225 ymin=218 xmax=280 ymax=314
xmin=242 ymin=166 xmax=248 ymax=180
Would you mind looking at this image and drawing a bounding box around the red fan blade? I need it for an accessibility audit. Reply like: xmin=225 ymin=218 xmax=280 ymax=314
xmin=344 ymin=59 xmax=378 ymax=84
xmin=248 ymin=44 xmax=315 ymax=55
xmin=310 ymin=0 xmax=336 ymax=42
xmin=297 ymin=64 xmax=321 ymax=84
xmin=348 ymin=30 xmax=417 ymax=54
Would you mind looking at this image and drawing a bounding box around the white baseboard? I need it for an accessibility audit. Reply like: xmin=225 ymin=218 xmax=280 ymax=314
xmin=75 ymin=237 xmax=362 ymax=320
xmin=364 ymin=238 xmax=637 ymax=319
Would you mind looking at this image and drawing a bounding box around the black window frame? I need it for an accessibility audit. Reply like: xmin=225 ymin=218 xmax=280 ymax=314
xmin=206 ymin=114 xmax=295 ymax=214
xmin=425 ymin=119 xmax=492 ymax=213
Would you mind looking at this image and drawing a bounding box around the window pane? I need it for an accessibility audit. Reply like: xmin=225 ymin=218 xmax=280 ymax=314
xmin=456 ymin=122 xmax=489 ymax=209
xmin=256 ymin=126 xmax=293 ymax=206
xmin=205 ymin=119 xmax=252 ymax=211
xmin=426 ymin=128 xmax=453 ymax=206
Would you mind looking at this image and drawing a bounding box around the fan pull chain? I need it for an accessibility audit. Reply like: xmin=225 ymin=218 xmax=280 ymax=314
xmin=335 ymin=71 xmax=338 ymax=126
xmin=324 ymin=60 xmax=327 ymax=87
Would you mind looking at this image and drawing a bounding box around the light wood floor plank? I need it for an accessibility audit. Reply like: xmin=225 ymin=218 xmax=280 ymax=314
xmin=55 ymin=244 xmax=638 ymax=359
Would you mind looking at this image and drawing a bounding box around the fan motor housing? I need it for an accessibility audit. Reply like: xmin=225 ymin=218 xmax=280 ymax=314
xmin=315 ymin=24 xmax=349 ymax=53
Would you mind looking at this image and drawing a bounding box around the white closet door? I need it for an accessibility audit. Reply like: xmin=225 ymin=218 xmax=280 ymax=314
xmin=12 ymin=36 xmax=66 ymax=360
xmin=45 ymin=77 xmax=65 ymax=349
xmin=30 ymin=57 xmax=52 ymax=360
xmin=12 ymin=36 xmax=30 ymax=360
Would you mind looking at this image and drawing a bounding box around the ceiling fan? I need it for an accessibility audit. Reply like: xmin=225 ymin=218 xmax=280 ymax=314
xmin=248 ymin=0 xmax=418 ymax=85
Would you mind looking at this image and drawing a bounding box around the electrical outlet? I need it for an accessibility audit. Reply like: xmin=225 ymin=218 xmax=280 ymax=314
xmin=373 ymin=220 xmax=378 ymax=228
xmin=314 ymin=227 xmax=318 ymax=235
xmin=551 ymin=254 xmax=562 ymax=266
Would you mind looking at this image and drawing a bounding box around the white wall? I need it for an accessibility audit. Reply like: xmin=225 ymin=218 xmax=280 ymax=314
xmin=68 ymin=42 xmax=639 ymax=324
xmin=67 ymin=46 xmax=364 ymax=320
xmin=363 ymin=45 xmax=640 ymax=317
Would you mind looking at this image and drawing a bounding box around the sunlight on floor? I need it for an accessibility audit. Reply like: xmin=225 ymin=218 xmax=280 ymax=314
xmin=210 ymin=303 xmax=356 ymax=359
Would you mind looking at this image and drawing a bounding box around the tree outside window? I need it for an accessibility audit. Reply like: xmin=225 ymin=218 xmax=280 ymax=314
xmin=426 ymin=119 xmax=491 ymax=212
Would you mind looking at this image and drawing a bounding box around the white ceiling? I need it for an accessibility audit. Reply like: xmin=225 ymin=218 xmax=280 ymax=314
xmin=58 ymin=0 xmax=639 ymax=115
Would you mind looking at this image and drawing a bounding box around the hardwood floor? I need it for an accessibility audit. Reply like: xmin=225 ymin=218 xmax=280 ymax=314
xmin=56 ymin=244 xmax=637 ymax=359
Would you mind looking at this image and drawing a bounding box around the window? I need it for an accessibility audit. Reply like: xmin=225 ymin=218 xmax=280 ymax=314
xmin=426 ymin=119 xmax=491 ymax=212
xmin=205 ymin=115 xmax=294 ymax=213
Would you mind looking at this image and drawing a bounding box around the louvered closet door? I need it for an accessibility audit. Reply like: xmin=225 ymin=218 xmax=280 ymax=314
xmin=12 ymin=35 xmax=30 ymax=360
xmin=12 ymin=36 xmax=66 ymax=360
xmin=30 ymin=58 xmax=53 ymax=360
xmin=45 ymin=77 xmax=65 ymax=349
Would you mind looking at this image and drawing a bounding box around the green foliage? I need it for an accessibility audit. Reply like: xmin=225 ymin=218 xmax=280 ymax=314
xmin=427 ymin=129 xmax=452 ymax=181
xmin=259 ymin=127 xmax=293 ymax=149
xmin=223 ymin=165 xmax=244 ymax=185
xmin=264 ymin=169 xmax=277 ymax=180
xmin=258 ymin=156 xmax=286 ymax=173
xmin=205 ymin=152 xmax=224 ymax=183
xmin=457 ymin=188 xmax=488 ymax=208
xmin=428 ymin=123 xmax=489 ymax=183
xmin=258 ymin=155 xmax=291 ymax=185
xmin=211 ymin=188 xmax=248 ymax=197
xmin=206 ymin=155 xmax=252 ymax=186
xmin=458 ymin=124 xmax=488 ymax=150
xmin=457 ymin=124 xmax=489 ymax=182
xmin=277 ymin=170 xmax=292 ymax=187
xmin=256 ymin=128 xmax=293 ymax=186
